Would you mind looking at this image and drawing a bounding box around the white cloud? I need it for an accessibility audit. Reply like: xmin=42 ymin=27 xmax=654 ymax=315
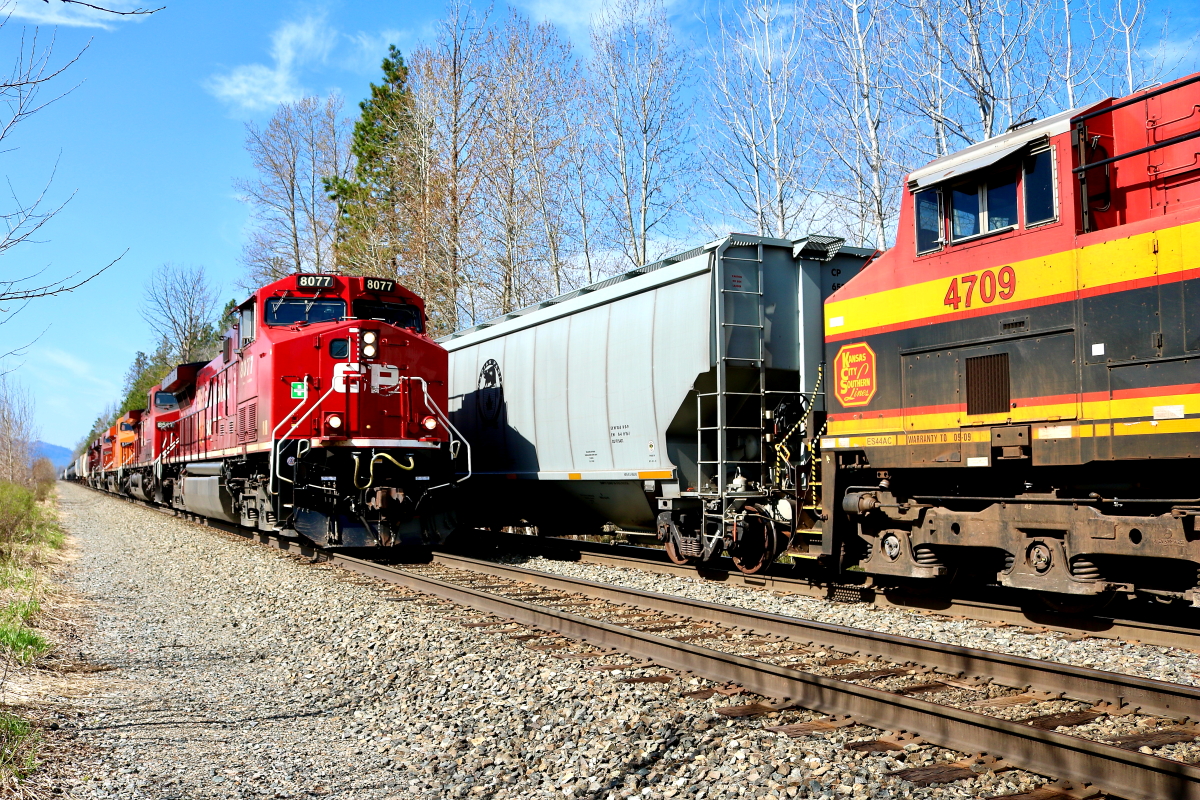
xmin=341 ymin=28 xmax=412 ymax=75
xmin=29 ymin=346 xmax=121 ymax=397
xmin=510 ymin=0 xmax=612 ymax=40
xmin=3 ymin=0 xmax=148 ymax=28
xmin=206 ymin=16 xmax=334 ymax=113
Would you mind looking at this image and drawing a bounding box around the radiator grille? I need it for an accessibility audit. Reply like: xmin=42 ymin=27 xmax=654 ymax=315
xmin=965 ymin=353 xmax=1010 ymax=415
xmin=237 ymin=403 xmax=258 ymax=443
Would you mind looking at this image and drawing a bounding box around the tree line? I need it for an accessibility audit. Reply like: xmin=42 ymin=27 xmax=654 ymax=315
xmin=236 ymin=0 xmax=1191 ymax=337
xmin=77 ymin=263 xmax=230 ymax=452
xmin=79 ymin=0 xmax=1190 ymax=449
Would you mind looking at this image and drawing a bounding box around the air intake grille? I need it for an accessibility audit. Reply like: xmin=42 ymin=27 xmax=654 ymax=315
xmin=965 ymin=353 xmax=1010 ymax=415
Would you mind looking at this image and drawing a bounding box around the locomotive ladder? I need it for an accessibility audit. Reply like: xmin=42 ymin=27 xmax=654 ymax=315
xmin=695 ymin=241 xmax=767 ymax=557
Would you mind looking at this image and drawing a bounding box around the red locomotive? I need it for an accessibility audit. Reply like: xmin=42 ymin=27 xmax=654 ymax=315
xmin=87 ymin=273 xmax=469 ymax=548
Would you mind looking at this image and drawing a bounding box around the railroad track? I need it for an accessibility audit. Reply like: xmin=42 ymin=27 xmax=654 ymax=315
xmin=111 ymin=494 xmax=1200 ymax=799
xmin=472 ymin=531 xmax=1200 ymax=652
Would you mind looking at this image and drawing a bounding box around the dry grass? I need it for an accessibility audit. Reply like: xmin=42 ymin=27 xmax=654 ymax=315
xmin=0 ymin=478 xmax=70 ymax=796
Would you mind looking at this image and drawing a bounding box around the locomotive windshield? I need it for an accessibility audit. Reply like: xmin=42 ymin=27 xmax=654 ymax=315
xmin=352 ymin=299 xmax=423 ymax=332
xmin=265 ymin=297 xmax=346 ymax=326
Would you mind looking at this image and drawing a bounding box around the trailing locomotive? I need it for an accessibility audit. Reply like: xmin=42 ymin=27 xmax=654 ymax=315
xmin=83 ymin=273 xmax=469 ymax=548
xmin=821 ymin=72 xmax=1200 ymax=603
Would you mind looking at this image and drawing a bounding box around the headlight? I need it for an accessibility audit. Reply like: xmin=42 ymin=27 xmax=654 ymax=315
xmin=362 ymin=343 xmax=378 ymax=358
xmin=362 ymin=331 xmax=378 ymax=345
xmin=422 ymin=416 xmax=438 ymax=431
xmin=326 ymin=415 xmax=343 ymax=429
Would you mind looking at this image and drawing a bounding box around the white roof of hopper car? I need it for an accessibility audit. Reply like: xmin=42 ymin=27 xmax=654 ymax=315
xmin=439 ymin=234 xmax=825 ymax=351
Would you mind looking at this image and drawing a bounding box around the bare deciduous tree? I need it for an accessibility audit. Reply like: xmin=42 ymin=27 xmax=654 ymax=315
xmin=902 ymin=0 xmax=1059 ymax=146
xmin=471 ymin=11 xmax=582 ymax=316
xmin=0 ymin=20 xmax=115 ymax=317
xmin=236 ymin=93 xmax=352 ymax=287
xmin=702 ymin=0 xmax=822 ymax=238
xmin=409 ymin=0 xmax=493 ymax=330
xmin=810 ymin=0 xmax=906 ymax=247
xmin=0 ymin=374 xmax=35 ymax=487
xmin=591 ymin=0 xmax=694 ymax=268
xmin=141 ymin=263 xmax=222 ymax=364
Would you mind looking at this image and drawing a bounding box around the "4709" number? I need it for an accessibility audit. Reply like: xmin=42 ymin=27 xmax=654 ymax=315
xmin=943 ymin=265 xmax=1016 ymax=310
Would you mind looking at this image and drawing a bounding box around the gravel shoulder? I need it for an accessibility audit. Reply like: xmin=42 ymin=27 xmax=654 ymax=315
xmin=489 ymin=553 xmax=1200 ymax=686
xmin=44 ymin=484 xmax=1062 ymax=799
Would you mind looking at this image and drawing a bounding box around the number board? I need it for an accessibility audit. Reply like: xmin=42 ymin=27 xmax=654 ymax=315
xmin=296 ymin=274 xmax=335 ymax=289
xmin=363 ymin=277 xmax=396 ymax=293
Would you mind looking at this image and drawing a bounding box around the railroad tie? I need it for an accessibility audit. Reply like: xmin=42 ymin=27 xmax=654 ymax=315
xmin=1111 ymin=725 xmax=1200 ymax=750
xmin=843 ymin=731 xmax=925 ymax=753
xmin=965 ymin=691 xmax=1057 ymax=708
xmin=890 ymin=754 xmax=1011 ymax=787
xmin=989 ymin=780 xmax=1102 ymax=800
xmin=764 ymin=714 xmax=857 ymax=737
xmin=1022 ymin=709 xmax=1105 ymax=730
xmin=714 ymin=702 xmax=781 ymax=718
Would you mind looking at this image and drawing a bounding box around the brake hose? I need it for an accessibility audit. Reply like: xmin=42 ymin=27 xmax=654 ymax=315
xmin=353 ymin=451 xmax=415 ymax=490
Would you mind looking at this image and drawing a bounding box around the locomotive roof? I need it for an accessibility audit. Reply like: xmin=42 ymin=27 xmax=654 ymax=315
xmin=906 ymin=102 xmax=1092 ymax=190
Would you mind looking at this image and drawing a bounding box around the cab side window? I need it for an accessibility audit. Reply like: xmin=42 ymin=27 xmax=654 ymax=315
xmin=914 ymin=189 xmax=942 ymax=254
xmin=951 ymin=171 xmax=1017 ymax=241
xmin=1024 ymin=148 xmax=1057 ymax=226
xmin=239 ymin=303 xmax=256 ymax=347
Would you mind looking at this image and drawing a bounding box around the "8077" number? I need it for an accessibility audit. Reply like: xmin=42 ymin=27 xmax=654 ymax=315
xmin=943 ymin=266 xmax=1015 ymax=310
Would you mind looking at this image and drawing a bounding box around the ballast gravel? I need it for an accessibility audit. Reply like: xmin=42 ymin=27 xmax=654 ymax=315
xmin=493 ymin=553 xmax=1200 ymax=687
xmin=47 ymin=482 xmax=1055 ymax=799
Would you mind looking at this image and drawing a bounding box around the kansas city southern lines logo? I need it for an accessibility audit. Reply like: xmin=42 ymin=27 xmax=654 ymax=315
xmin=833 ymin=342 xmax=876 ymax=407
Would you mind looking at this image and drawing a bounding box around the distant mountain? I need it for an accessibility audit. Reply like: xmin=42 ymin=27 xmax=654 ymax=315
xmin=32 ymin=441 xmax=73 ymax=469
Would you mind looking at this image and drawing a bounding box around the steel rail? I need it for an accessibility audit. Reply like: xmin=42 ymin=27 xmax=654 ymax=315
xmin=102 ymin=492 xmax=1200 ymax=799
xmin=429 ymin=551 xmax=1200 ymax=721
xmin=328 ymin=551 xmax=1200 ymax=800
xmin=481 ymin=533 xmax=1200 ymax=651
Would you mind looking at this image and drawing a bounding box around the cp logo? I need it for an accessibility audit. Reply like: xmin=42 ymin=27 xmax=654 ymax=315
xmin=333 ymin=363 xmax=401 ymax=394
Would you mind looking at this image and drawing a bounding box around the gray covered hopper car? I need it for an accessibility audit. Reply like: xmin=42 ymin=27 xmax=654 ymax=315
xmin=442 ymin=234 xmax=870 ymax=573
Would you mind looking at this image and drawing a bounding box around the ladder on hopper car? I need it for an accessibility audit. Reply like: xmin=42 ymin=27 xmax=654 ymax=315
xmin=695 ymin=239 xmax=768 ymax=558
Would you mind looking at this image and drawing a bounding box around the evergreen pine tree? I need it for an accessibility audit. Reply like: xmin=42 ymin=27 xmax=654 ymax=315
xmin=327 ymin=45 xmax=415 ymax=275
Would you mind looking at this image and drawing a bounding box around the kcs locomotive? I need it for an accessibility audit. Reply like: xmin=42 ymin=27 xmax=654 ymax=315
xmin=80 ymin=274 xmax=469 ymax=548
xmin=822 ymin=71 xmax=1200 ymax=604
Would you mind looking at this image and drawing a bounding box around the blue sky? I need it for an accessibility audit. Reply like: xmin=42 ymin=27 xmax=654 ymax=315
xmin=0 ymin=0 xmax=556 ymax=450
xmin=3 ymin=0 xmax=626 ymax=451
xmin=1 ymin=0 xmax=1194 ymax=450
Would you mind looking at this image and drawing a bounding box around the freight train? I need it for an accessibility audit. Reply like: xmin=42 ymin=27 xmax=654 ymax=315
xmin=73 ymin=72 xmax=1199 ymax=608
xmin=443 ymin=72 xmax=1200 ymax=606
xmin=74 ymin=274 xmax=470 ymax=548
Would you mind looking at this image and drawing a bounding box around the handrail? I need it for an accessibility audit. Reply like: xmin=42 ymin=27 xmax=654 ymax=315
xmin=400 ymin=376 xmax=472 ymax=490
xmin=1073 ymin=128 xmax=1200 ymax=173
xmin=1074 ymin=73 xmax=1200 ymax=125
xmin=269 ymin=384 xmax=338 ymax=496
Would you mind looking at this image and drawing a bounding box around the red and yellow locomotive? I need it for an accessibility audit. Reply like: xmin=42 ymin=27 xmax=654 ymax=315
xmin=820 ymin=73 xmax=1200 ymax=602
xmin=89 ymin=273 xmax=469 ymax=548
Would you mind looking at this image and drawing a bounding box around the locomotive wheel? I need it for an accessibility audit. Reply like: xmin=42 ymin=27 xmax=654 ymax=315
xmin=665 ymin=536 xmax=690 ymax=565
xmin=731 ymin=513 xmax=777 ymax=575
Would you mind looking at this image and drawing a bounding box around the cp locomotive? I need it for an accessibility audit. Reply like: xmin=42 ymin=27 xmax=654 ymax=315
xmin=79 ymin=273 xmax=469 ymax=548
xmin=445 ymin=71 xmax=1200 ymax=606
